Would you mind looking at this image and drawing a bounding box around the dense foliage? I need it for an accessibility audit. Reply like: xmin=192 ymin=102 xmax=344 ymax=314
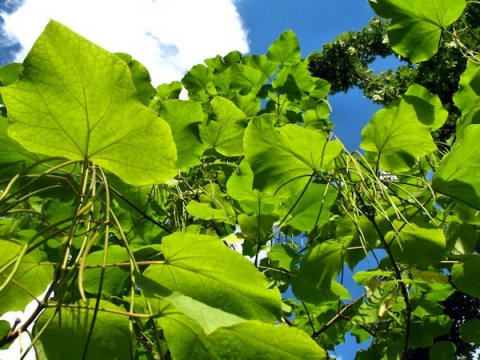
xmin=0 ymin=0 xmax=479 ymax=359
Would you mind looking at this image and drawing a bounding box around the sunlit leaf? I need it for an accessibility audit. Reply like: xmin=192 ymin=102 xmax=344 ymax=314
xmin=292 ymin=240 xmax=344 ymax=302
xmin=284 ymin=183 xmax=338 ymax=232
xmin=137 ymin=273 xmax=246 ymax=335
xmin=0 ymin=239 xmax=52 ymax=314
xmin=143 ymin=233 xmax=281 ymax=322
xmin=388 ymin=220 xmax=446 ymax=264
xmin=369 ymin=0 xmax=466 ymax=62
xmin=432 ymin=125 xmax=480 ymax=210
xmin=0 ymin=21 xmax=177 ymax=186
xmin=158 ymin=99 xmax=204 ymax=168
xmin=115 ymin=52 xmax=156 ymax=106
xmin=82 ymin=245 xmax=130 ymax=297
xmin=244 ymin=116 xmax=342 ymax=197
xmin=267 ymin=30 xmax=301 ymax=66
xmin=200 ymin=96 xmax=247 ymax=156
xmin=361 ymin=84 xmax=445 ymax=172
xmin=209 ymin=321 xmax=327 ymax=359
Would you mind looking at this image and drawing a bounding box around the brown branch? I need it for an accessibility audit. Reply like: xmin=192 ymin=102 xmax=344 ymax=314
xmin=311 ymin=294 xmax=365 ymax=339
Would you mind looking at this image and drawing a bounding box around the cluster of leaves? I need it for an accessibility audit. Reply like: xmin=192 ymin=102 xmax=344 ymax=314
xmin=0 ymin=0 xmax=480 ymax=359
xmin=308 ymin=0 xmax=480 ymax=145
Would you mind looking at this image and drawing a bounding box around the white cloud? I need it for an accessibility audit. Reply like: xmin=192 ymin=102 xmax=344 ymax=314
xmin=0 ymin=0 xmax=250 ymax=85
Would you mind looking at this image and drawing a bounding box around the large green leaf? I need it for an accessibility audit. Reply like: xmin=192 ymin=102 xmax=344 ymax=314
xmin=137 ymin=274 xmax=246 ymax=335
xmin=451 ymin=255 xmax=480 ymax=297
xmin=115 ymin=52 xmax=156 ymax=106
xmin=244 ymin=116 xmax=342 ymax=197
xmin=292 ymin=240 xmax=344 ymax=303
xmin=34 ymin=301 xmax=131 ymax=360
xmin=0 ymin=21 xmax=177 ymax=186
xmin=143 ymin=233 xmax=281 ymax=322
xmin=200 ymin=96 xmax=247 ymax=156
xmin=158 ymin=99 xmax=204 ymax=169
xmin=0 ymin=116 xmax=38 ymax=169
xmin=267 ymin=30 xmax=301 ymax=66
xmin=154 ymin=303 xmax=326 ymax=360
xmin=361 ymin=84 xmax=445 ymax=172
xmin=369 ymin=0 xmax=466 ymax=63
xmin=227 ymin=160 xmax=278 ymax=216
xmin=0 ymin=239 xmax=53 ymax=314
xmin=432 ymin=125 xmax=480 ymax=209
xmin=284 ymin=183 xmax=338 ymax=232
xmin=453 ymin=60 xmax=480 ymax=116
xmin=82 ymin=245 xmax=130 ymax=297
xmin=153 ymin=303 xmax=221 ymax=359
xmin=388 ymin=221 xmax=446 ymax=265
xmin=209 ymin=321 xmax=327 ymax=359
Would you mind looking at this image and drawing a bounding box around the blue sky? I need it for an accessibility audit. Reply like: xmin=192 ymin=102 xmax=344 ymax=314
xmin=0 ymin=1 xmax=394 ymax=358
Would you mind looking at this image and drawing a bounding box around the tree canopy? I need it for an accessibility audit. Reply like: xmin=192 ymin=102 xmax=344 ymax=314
xmin=1 ymin=0 xmax=480 ymax=359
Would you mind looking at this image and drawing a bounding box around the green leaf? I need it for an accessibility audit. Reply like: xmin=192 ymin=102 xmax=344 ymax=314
xmin=268 ymin=243 xmax=300 ymax=272
xmin=451 ymin=255 xmax=480 ymax=297
xmin=244 ymin=116 xmax=342 ymax=197
xmin=453 ymin=60 xmax=480 ymax=116
xmin=137 ymin=273 xmax=246 ymax=335
xmin=34 ymin=301 xmax=131 ymax=360
xmin=182 ymin=64 xmax=216 ymax=101
xmin=0 ymin=63 xmax=21 ymax=86
xmin=186 ymin=183 xmax=236 ymax=224
xmin=82 ymin=245 xmax=130 ymax=297
xmin=0 ymin=21 xmax=177 ymax=186
xmin=284 ymin=183 xmax=338 ymax=232
xmin=209 ymin=321 xmax=327 ymax=359
xmin=388 ymin=220 xmax=446 ymax=265
xmin=200 ymin=96 xmax=247 ymax=156
xmin=272 ymin=61 xmax=316 ymax=101
xmin=429 ymin=341 xmax=456 ymax=360
xmin=0 ymin=117 xmax=39 ymax=169
xmin=361 ymin=84 xmax=444 ymax=172
xmin=0 ymin=239 xmax=53 ymax=314
xmin=115 ymin=52 xmax=156 ymax=106
xmin=459 ymin=318 xmax=480 ymax=345
xmin=267 ymin=30 xmax=301 ymax=66
xmin=409 ymin=315 xmax=452 ymax=348
xmin=158 ymin=100 xmax=204 ymax=169
xmin=156 ymin=81 xmax=183 ymax=100
xmin=228 ymin=63 xmax=265 ymax=95
xmin=186 ymin=200 xmax=230 ymax=222
xmin=292 ymin=240 xmax=344 ymax=303
xmin=242 ymin=54 xmax=277 ymax=80
xmin=0 ymin=320 xmax=10 ymax=349
xmin=153 ymin=304 xmax=220 ymax=359
xmin=369 ymin=0 xmax=466 ymax=63
xmin=432 ymin=125 xmax=480 ymax=209
xmin=227 ymin=160 xmax=278 ymax=216
xmin=142 ymin=232 xmax=281 ymax=322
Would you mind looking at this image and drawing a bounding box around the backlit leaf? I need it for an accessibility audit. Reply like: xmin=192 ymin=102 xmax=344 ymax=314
xmin=432 ymin=125 xmax=480 ymax=209
xmin=369 ymin=0 xmax=466 ymax=62
xmin=0 ymin=239 xmax=52 ymax=314
xmin=34 ymin=301 xmax=131 ymax=360
xmin=0 ymin=21 xmax=177 ymax=186
xmin=143 ymin=233 xmax=281 ymax=322
xmin=244 ymin=116 xmax=342 ymax=197
xmin=361 ymin=84 xmax=444 ymax=172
